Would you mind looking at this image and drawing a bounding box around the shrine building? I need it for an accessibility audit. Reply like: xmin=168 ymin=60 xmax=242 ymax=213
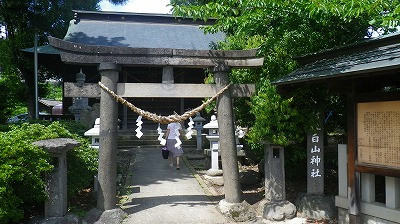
xmin=274 ymin=32 xmax=400 ymax=224
xmin=27 ymin=10 xmax=229 ymax=129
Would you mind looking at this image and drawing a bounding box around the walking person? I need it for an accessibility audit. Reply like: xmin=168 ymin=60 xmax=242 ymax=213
xmin=165 ymin=121 xmax=183 ymax=170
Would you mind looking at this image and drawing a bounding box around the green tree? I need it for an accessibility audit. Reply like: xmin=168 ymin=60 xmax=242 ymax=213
xmin=0 ymin=0 xmax=127 ymax=121
xmin=171 ymin=0 xmax=398 ymax=147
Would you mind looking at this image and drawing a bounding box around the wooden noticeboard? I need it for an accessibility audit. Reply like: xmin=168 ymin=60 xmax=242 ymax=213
xmin=357 ymin=100 xmax=400 ymax=169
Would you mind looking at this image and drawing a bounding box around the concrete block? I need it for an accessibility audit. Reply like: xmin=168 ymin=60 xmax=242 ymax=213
xmin=361 ymin=173 xmax=375 ymax=203
xmin=386 ymin=176 xmax=400 ymax=209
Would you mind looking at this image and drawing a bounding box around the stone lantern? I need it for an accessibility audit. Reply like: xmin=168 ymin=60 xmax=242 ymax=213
xmin=32 ymin=138 xmax=80 ymax=221
xmin=69 ymin=68 xmax=91 ymax=121
xmin=84 ymin=118 xmax=100 ymax=149
xmin=193 ymin=112 xmax=206 ymax=150
xmin=203 ymin=115 xmax=222 ymax=176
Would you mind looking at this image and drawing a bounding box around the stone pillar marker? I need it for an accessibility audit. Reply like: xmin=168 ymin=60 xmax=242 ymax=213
xmin=307 ymin=128 xmax=324 ymax=194
xmin=264 ymin=145 xmax=286 ymax=202
xmin=212 ymin=63 xmax=255 ymax=222
xmin=297 ymin=124 xmax=336 ymax=220
xmin=259 ymin=144 xmax=296 ymax=221
xmin=97 ymin=62 xmax=120 ymax=211
xmin=32 ymin=138 xmax=80 ymax=219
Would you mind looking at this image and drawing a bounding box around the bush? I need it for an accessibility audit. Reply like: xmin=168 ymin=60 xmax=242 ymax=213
xmin=0 ymin=122 xmax=98 ymax=223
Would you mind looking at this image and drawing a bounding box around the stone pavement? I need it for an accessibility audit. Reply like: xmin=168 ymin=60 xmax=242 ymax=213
xmin=121 ymin=147 xmax=229 ymax=224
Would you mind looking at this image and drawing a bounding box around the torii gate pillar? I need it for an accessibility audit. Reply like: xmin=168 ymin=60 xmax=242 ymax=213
xmin=212 ymin=64 xmax=254 ymax=222
xmin=97 ymin=62 xmax=120 ymax=210
xmin=212 ymin=64 xmax=241 ymax=203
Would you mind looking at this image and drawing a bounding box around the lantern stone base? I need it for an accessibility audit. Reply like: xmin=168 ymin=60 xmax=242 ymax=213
xmin=206 ymin=169 xmax=223 ymax=176
xmin=83 ymin=208 xmax=127 ymax=224
xmin=258 ymin=199 xmax=296 ymax=221
xmin=296 ymin=194 xmax=336 ymax=220
xmin=217 ymin=199 xmax=256 ymax=222
xmin=29 ymin=213 xmax=81 ymax=224
xmin=204 ymin=175 xmax=224 ymax=186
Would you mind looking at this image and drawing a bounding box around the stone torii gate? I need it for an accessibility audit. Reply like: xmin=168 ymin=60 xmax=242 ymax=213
xmin=49 ymin=36 xmax=264 ymax=220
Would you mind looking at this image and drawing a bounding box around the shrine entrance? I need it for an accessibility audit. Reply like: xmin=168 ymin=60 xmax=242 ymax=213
xmin=49 ymin=30 xmax=263 ymax=219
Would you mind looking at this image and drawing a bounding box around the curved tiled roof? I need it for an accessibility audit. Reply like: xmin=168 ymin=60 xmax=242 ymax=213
xmin=63 ymin=10 xmax=225 ymax=50
xmin=273 ymin=32 xmax=400 ymax=86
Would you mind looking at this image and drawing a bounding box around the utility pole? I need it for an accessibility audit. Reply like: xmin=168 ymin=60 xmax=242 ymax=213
xmin=34 ymin=0 xmax=39 ymax=119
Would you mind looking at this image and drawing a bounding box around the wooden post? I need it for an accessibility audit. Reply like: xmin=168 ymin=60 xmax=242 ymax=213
xmin=212 ymin=63 xmax=242 ymax=203
xmin=338 ymin=144 xmax=348 ymax=198
xmin=180 ymin=74 xmax=184 ymax=115
xmin=122 ymin=72 xmax=128 ymax=130
xmin=347 ymin=93 xmax=361 ymax=221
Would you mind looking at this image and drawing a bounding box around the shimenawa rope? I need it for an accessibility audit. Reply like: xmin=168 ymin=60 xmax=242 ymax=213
xmin=98 ymin=82 xmax=231 ymax=124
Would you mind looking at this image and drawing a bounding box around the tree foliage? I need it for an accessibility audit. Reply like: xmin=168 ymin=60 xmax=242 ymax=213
xmin=0 ymin=121 xmax=98 ymax=223
xmin=0 ymin=0 xmax=127 ymax=121
xmin=171 ymin=0 xmax=398 ymax=147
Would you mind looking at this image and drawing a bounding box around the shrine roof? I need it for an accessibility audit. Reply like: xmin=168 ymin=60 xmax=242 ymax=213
xmin=39 ymin=98 xmax=62 ymax=107
xmin=21 ymin=44 xmax=60 ymax=55
xmin=63 ymin=10 xmax=225 ymax=50
xmin=47 ymin=10 xmax=264 ymax=68
xmin=273 ymin=32 xmax=400 ymax=87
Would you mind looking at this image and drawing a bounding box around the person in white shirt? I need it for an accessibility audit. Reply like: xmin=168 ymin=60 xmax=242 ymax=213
xmin=165 ymin=122 xmax=183 ymax=170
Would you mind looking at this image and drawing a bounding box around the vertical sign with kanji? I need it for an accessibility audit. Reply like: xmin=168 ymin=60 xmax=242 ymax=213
xmin=307 ymin=128 xmax=324 ymax=194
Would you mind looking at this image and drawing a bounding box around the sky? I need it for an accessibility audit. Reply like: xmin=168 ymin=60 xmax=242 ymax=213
xmin=99 ymin=0 xmax=172 ymax=14
xmin=0 ymin=26 xmax=5 ymax=39
xmin=0 ymin=0 xmax=172 ymax=39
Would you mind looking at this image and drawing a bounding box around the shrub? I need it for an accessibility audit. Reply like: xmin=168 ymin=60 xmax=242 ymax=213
xmin=0 ymin=122 xmax=98 ymax=223
xmin=0 ymin=127 xmax=52 ymax=223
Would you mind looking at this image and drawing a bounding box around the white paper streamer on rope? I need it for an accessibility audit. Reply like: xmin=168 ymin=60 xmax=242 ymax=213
xmin=174 ymin=128 xmax=182 ymax=149
xmin=135 ymin=116 xmax=143 ymax=139
xmin=185 ymin=117 xmax=194 ymax=139
xmin=157 ymin=124 xmax=166 ymax=145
